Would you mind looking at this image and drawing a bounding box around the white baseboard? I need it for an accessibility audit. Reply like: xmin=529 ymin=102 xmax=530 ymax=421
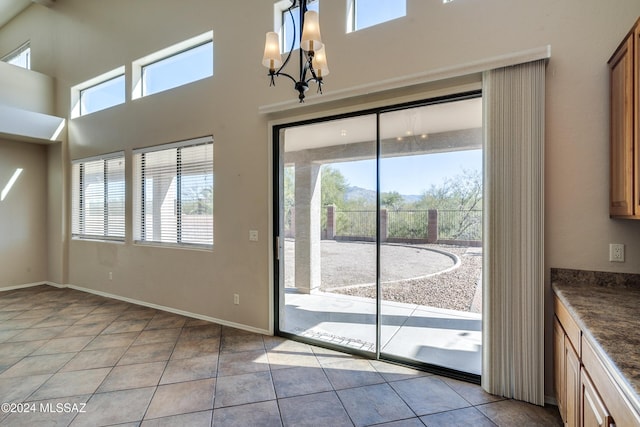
xmin=64 ymin=283 xmax=271 ymax=336
xmin=1 ymin=281 xmax=270 ymax=336
xmin=0 ymin=282 xmax=49 ymax=292
xmin=47 ymin=282 xmax=65 ymax=288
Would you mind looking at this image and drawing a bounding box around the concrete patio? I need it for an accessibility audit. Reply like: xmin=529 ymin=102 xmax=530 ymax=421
xmin=282 ymin=290 xmax=482 ymax=376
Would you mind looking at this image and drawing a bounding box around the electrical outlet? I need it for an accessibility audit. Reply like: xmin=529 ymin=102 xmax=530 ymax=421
xmin=108 ymin=271 xmax=113 ymax=280
xmin=249 ymin=230 xmax=258 ymax=241
xmin=234 ymin=294 xmax=240 ymax=305
xmin=609 ymin=244 xmax=625 ymax=262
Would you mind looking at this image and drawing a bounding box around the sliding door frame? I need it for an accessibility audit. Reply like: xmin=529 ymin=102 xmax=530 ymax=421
xmin=272 ymin=90 xmax=482 ymax=384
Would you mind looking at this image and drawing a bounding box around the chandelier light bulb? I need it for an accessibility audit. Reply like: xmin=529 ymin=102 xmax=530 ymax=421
xmin=262 ymin=32 xmax=282 ymax=70
xmin=312 ymin=46 xmax=330 ymax=78
xmin=301 ymin=10 xmax=323 ymax=53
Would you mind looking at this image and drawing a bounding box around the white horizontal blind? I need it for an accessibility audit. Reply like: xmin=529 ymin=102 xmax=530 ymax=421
xmin=71 ymin=153 xmax=125 ymax=240
xmin=133 ymin=137 xmax=213 ymax=248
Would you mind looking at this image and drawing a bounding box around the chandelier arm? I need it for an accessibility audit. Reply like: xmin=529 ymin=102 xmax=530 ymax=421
xmin=272 ymin=70 xmax=298 ymax=86
xmin=277 ymin=49 xmax=293 ymax=76
xmin=276 ymin=3 xmax=297 ymax=75
xmin=297 ymin=1 xmax=307 ymax=84
xmin=306 ymin=55 xmax=318 ymax=81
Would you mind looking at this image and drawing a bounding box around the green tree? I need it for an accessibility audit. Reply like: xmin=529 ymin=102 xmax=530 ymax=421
xmin=320 ymin=165 xmax=348 ymax=209
xmin=413 ymin=169 xmax=482 ymax=211
xmin=284 ymin=165 xmax=352 ymax=234
xmin=283 ymin=165 xmax=350 ymax=210
xmin=182 ymin=185 xmax=213 ymax=215
xmin=283 ymin=166 xmax=295 ymax=211
xmin=381 ymin=191 xmax=404 ymax=211
xmin=412 ymin=169 xmax=482 ymax=240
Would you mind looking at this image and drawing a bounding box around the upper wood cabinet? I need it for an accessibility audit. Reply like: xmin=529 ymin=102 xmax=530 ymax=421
xmin=609 ymin=18 xmax=640 ymax=218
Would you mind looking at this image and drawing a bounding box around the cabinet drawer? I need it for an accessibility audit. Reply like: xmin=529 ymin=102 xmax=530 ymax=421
xmin=581 ymin=367 xmax=613 ymax=427
xmin=582 ymin=336 xmax=640 ymax=426
xmin=555 ymin=296 xmax=581 ymax=355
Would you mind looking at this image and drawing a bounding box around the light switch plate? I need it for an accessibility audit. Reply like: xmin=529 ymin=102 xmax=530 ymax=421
xmin=249 ymin=230 xmax=258 ymax=241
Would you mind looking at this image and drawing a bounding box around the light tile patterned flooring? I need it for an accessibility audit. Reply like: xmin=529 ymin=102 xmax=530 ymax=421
xmin=0 ymin=286 xmax=562 ymax=426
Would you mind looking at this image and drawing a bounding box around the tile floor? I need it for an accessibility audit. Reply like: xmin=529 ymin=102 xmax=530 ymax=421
xmin=0 ymin=285 xmax=562 ymax=426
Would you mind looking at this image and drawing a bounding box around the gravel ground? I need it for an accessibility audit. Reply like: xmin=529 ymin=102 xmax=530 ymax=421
xmin=284 ymin=240 xmax=482 ymax=313
xmin=330 ymin=245 xmax=482 ymax=312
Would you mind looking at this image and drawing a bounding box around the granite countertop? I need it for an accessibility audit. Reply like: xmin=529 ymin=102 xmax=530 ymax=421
xmin=551 ymin=268 xmax=640 ymax=415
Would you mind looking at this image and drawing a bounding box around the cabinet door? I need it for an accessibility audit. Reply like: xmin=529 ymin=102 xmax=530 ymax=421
xmin=565 ymin=337 xmax=581 ymax=427
xmin=634 ymin=24 xmax=640 ymax=217
xmin=581 ymin=368 xmax=614 ymax=427
xmin=554 ymin=317 xmax=566 ymax=422
xmin=609 ymin=34 xmax=635 ymax=217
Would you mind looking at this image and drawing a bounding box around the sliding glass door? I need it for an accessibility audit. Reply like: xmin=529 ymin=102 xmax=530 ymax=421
xmin=277 ymin=114 xmax=378 ymax=353
xmin=275 ymin=94 xmax=483 ymax=378
xmin=378 ymin=100 xmax=483 ymax=375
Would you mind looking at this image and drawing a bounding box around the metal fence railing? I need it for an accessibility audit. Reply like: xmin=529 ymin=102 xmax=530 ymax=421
xmin=437 ymin=209 xmax=482 ymax=241
xmin=387 ymin=210 xmax=429 ymax=239
xmin=284 ymin=207 xmax=482 ymax=243
xmin=336 ymin=210 xmax=376 ymax=238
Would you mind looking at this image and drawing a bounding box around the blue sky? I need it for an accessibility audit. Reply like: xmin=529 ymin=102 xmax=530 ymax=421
xmin=332 ymin=149 xmax=482 ymax=195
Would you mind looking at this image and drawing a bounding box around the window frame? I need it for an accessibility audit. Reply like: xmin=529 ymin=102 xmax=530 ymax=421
xmin=78 ymin=74 xmax=126 ymax=117
xmin=1 ymin=41 xmax=31 ymax=69
xmin=276 ymin=0 xmax=320 ymax=53
xmin=347 ymin=0 xmax=407 ymax=33
xmin=133 ymin=136 xmax=214 ymax=250
xmin=132 ymin=31 xmax=214 ymax=100
xmin=71 ymin=152 xmax=126 ymax=242
xmin=70 ymin=66 xmax=126 ymax=119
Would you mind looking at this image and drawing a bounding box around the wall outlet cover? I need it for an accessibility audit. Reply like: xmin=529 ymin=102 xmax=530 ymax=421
xmin=609 ymin=243 xmax=625 ymax=262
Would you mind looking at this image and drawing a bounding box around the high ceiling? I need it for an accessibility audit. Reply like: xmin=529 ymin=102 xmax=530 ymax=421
xmin=0 ymin=0 xmax=31 ymax=29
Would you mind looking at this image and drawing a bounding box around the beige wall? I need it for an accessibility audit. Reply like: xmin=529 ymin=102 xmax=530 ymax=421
xmin=2 ymin=0 xmax=640 ymax=398
xmin=46 ymin=142 xmax=65 ymax=285
xmin=0 ymin=139 xmax=48 ymax=287
xmin=0 ymin=61 xmax=54 ymax=114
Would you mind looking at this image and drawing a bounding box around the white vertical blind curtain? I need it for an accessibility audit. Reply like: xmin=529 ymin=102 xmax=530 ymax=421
xmin=482 ymin=59 xmax=546 ymax=405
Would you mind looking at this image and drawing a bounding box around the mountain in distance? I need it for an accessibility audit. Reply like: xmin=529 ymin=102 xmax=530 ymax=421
xmin=345 ymin=186 xmax=421 ymax=204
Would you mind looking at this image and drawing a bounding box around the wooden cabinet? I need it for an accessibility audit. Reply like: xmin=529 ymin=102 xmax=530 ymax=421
xmin=554 ymin=296 xmax=618 ymax=427
xmin=581 ymin=368 xmax=613 ymax=427
xmin=566 ymin=338 xmax=581 ymax=426
xmin=609 ymin=18 xmax=640 ymax=218
xmin=555 ymin=318 xmax=566 ymax=419
xmin=555 ymin=312 xmax=583 ymax=427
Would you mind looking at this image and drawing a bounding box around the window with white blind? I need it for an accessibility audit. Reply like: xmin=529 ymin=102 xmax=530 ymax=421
xmin=133 ymin=136 xmax=214 ymax=248
xmin=71 ymin=153 xmax=126 ymax=240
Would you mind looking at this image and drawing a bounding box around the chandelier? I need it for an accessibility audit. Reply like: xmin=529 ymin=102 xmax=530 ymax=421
xmin=262 ymin=0 xmax=329 ymax=103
